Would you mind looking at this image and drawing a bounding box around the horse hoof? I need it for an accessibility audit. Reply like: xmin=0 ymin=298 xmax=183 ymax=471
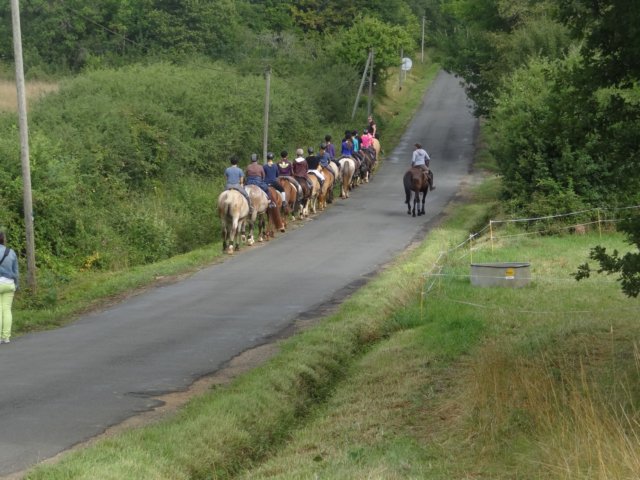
xmin=227 ymin=246 xmax=234 ymax=254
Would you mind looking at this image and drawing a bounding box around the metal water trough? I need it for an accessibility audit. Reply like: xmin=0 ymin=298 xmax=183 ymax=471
xmin=470 ymin=262 xmax=531 ymax=288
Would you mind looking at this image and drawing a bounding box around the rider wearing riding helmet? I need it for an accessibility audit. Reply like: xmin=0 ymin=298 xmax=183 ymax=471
xmin=306 ymin=146 xmax=325 ymax=188
xmin=277 ymin=150 xmax=293 ymax=177
xmin=263 ymin=152 xmax=286 ymax=202
xmin=293 ymin=148 xmax=314 ymax=194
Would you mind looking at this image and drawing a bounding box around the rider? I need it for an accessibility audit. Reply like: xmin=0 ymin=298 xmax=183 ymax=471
xmin=263 ymin=152 xmax=286 ymax=203
xmin=292 ymin=148 xmax=313 ymax=197
xmin=324 ymin=134 xmax=336 ymax=162
xmin=306 ymin=146 xmax=325 ymax=189
xmin=360 ymin=127 xmax=374 ymax=150
xmin=341 ymin=131 xmax=354 ymax=157
xmin=351 ymin=130 xmax=360 ymax=154
xmin=224 ymin=156 xmax=253 ymax=215
xmin=412 ymin=143 xmax=435 ymax=191
xmin=246 ymin=153 xmax=276 ymax=207
xmin=367 ymin=115 xmax=377 ymax=137
xmin=277 ymin=150 xmax=293 ymax=177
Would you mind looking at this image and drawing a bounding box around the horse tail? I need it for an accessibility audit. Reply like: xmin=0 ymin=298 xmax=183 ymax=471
xmin=403 ymin=171 xmax=412 ymax=205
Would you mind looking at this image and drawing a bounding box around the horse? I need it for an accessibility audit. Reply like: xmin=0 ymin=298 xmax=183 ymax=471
xmin=338 ymin=156 xmax=356 ymax=198
xmin=266 ymin=186 xmax=287 ymax=238
xmin=317 ymin=166 xmax=335 ymax=211
xmin=217 ymin=188 xmax=250 ymax=254
xmin=358 ymin=149 xmax=376 ymax=183
xmin=325 ymin=161 xmax=340 ymax=204
xmin=277 ymin=177 xmax=300 ymax=220
xmin=403 ymin=167 xmax=429 ymax=217
xmin=372 ymin=137 xmax=381 ymax=161
xmin=306 ymin=172 xmax=321 ymax=215
xmin=244 ymin=185 xmax=269 ymax=245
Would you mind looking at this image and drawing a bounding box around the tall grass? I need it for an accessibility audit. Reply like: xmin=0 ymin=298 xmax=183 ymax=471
xmin=0 ymin=79 xmax=58 ymax=112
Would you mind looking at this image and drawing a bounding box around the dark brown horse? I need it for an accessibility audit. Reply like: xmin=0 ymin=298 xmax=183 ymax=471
xmin=403 ymin=167 xmax=429 ymax=217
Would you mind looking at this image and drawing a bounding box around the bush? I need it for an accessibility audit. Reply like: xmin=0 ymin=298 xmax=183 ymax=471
xmin=0 ymin=60 xmax=351 ymax=276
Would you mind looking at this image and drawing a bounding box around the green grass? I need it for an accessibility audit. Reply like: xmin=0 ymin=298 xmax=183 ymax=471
xmin=231 ymin=204 xmax=640 ymax=479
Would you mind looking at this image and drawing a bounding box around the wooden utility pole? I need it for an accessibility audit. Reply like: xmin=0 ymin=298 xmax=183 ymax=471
xmin=399 ymin=48 xmax=404 ymax=91
xmin=367 ymin=48 xmax=374 ymax=118
xmin=351 ymin=50 xmax=372 ymax=120
xmin=421 ymin=16 xmax=425 ymax=63
xmin=262 ymin=66 xmax=271 ymax=163
xmin=10 ymin=0 xmax=36 ymax=292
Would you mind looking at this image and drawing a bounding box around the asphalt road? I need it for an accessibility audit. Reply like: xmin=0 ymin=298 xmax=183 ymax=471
xmin=0 ymin=70 xmax=477 ymax=477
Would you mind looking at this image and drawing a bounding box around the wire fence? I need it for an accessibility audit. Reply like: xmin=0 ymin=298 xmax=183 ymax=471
xmin=417 ymin=204 xmax=640 ymax=318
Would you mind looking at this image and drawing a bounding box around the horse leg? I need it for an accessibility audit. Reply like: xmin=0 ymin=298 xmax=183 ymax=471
xmin=412 ymin=191 xmax=418 ymax=217
xmin=420 ymin=191 xmax=427 ymax=215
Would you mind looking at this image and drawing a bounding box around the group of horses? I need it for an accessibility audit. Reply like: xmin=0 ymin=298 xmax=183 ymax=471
xmin=218 ymin=139 xmax=381 ymax=254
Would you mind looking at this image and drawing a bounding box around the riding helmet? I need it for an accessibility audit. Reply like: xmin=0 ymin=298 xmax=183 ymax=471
xmin=307 ymin=146 xmax=314 ymax=154
xmin=250 ymin=153 xmax=258 ymax=162
xmin=267 ymin=152 xmax=274 ymax=160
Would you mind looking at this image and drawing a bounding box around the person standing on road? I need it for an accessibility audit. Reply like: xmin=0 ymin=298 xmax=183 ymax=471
xmin=411 ymin=143 xmax=435 ymax=191
xmin=0 ymin=231 xmax=19 ymax=344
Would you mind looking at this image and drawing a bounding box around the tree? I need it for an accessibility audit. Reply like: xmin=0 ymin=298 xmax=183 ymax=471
xmin=575 ymin=215 xmax=640 ymax=298
xmin=330 ymin=16 xmax=416 ymax=84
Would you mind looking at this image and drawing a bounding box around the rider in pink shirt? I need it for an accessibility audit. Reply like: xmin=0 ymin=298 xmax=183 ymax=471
xmin=360 ymin=128 xmax=374 ymax=149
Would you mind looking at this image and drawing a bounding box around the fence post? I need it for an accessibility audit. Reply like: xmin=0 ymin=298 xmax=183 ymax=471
xmin=469 ymin=233 xmax=473 ymax=264
xmin=597 ymin=208 xmax=602 ymax=239
xmin=489 ymin=220 xmax=494 ymax=252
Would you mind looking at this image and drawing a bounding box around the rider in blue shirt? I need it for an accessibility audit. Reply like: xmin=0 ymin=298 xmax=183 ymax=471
xmin=224 ymin=156 xmax=253 ymax=214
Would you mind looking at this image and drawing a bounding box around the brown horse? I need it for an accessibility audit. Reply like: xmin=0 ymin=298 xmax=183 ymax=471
xmin=338 ymin=156 xmax=356 ymax=198
xmin=317 ymin=166 xmax=335 ymax=211
xmin=277 ymin=177 xmax=300 ymax=220
xmin=266 ymin=186 xmax=287 ymax=238
xmin=217 ymin=188 xmax=250 ymax=254
xmin=325 ymin=161 xmax=339 ymax=204
xmin=403 ymin=167 xmax=429 ymax=217
xmin=245 ymin=185 xmax=286 ymax=243
xmin=372 ymin=137 xmax=381 ymax=161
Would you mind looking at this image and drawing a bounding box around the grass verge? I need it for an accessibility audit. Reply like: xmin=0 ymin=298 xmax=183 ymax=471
xmin=230 ymin=200 xmax=640 ymax=478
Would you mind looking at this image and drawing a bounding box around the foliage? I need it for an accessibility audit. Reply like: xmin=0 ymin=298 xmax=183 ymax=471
xmin=329 ymin=16 xmax=417 ymax=85
xmin=0 ymin=61 xmax=328 ymax=275
xmin=435 ymin=0 xmax=569 ymax=114
xmin=0 ymin=0 xmax=245 ymax=73
xmin=575 ymin=215 xmax=640 ymax=298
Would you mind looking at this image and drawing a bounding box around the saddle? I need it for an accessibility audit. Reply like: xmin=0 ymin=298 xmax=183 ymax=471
xmin=308 ymin=170 xmax=324 ymax=186
xmin=281 ymin=176 xmax=303 ymax=197
xmin=229 ymin=186 xmax=253 ymax=213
